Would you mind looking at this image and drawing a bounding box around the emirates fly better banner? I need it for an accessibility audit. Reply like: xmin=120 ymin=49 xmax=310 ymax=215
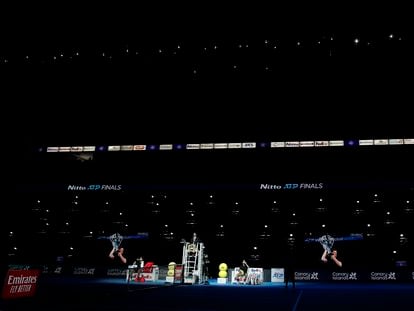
xmin=2 ymin=269 xmax=41 ymax=299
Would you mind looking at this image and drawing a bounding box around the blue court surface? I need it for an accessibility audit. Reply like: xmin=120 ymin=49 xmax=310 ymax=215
xmin=1 ymin=276 xmax=414 ymax=311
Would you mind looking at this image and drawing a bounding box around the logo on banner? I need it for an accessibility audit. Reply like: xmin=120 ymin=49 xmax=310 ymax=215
xmin=370 ymin=272 xmax=396 ymax=281
xmin=260 ymin=183 xmax=324 ymax=190
xmin=331 ymin=272 xmax=358 ymax=281
xmin=67 ymin=184 xmax=122 ymax=191
xmin=295 ymin=272 xmax=319 ymax=281
xmin=73 ymin=267 xmax=95 ymax=276
xmin=2 ymin=269 xmax=40 ymax=299
xmin=107 ymin=268 xmax=127 ymax=276
xmin=54 ymin=267 xmax=63 ymax=274
xmin=271 ymin=268 xmax=285 ymax=282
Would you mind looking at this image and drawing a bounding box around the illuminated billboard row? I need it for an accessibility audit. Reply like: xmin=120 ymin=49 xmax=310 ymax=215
xmin=43 ymin=138 xmax=414 ymax=153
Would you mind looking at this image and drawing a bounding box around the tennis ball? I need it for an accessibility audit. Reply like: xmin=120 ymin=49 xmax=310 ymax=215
xmin=219 ymin=263 xmax=228 ymax=271
xmin=218 ymin=270 xmax=228 ymax=278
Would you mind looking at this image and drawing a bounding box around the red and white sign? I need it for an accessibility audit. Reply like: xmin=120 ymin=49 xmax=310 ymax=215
xmin=2 ymin=269 xmax=41 ymax=299
xmin=174 ymin=265 xmax=183 ymax=283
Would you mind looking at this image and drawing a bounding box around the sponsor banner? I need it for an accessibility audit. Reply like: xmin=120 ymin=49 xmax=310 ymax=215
xmin=330 ymin=271 xmax=359 ymax=281
xmin=228 ymin=143 xmax=242 ymax=149
xmin=200 ymin=143 xmax=214 ymax=149
xmin=329 ymin=140 xmax=344 ymax=146
xmin=133 ymin=145 xmax=146 ymax=151
xmin=47 ymin=147 xmax=59 ymax=152
xmin=8 ymin=264 xmax=61 ymax=275
xmin=106 ymin=268 xmax=127 ymax=277
xmin=295 ymin=270 xmax=360 ymax=281
xmin=315 ymin=141 xmax=329 ymax=147
xmin=159 ymin=144 xmax=173 ymax=150
xmin=245 ymin=268 xmax=264 ymax=285
xmin=388 ymin=139 xmax=404 ymax=145
xmin=359 ymin=139 xmax=374 ymax=146
xmin=299 ymin=141 xmax=315 ymax=147
xmin=270 ymin=142 xmax=285 ymax=148
xmin=174 ymin=265 xmax=183 ymax=283
xmin=231 ymin=267 xmax=264 ymax=284
xmin=8 ymin=264 xmax=32 ymax=270
xmin=43 ymin=137 xmax=414 ymax=153
xmin=285 ymin=141 xmax=300 ymax=147
xmin=71 ymin=146 xmax=84 ymax=152
xmin=374 ymin=139 xmax=389 ymax=145
xmin=67 ymin=184 xmax=122 ymax=191
xmin=2 ymin=269 xmax=41 ymax=299
xmin=295 ymin=271 xmax=321 ymax=282
xmin=260 ymin=183 xmax=282 ymax=190
xmin=120 ymin=145 xmax=134 ymax=151
xmin=299 ymin=183 xmax=324 ymax=189
xmin=242 ymin=142 xmax=256 ymax=148
xmin=53 ymin=266 xmax=63 ymax=274
xmin=41 ymin=265 xmax=63 ymax=275
xmin=83 ymin=146 xmax=96 ymax=152
xmin=231 ymin=267 xmax=242 ymax=283
xmin=108 ymin=145 xmax=121 ymax=151
xmin=369 ymin=271 xmax=397 ymax=281
xmin=186 ymin=144 xmax=200 ymax=150
xmin=294 ymin=271 xmax=321 ymax=281
xmin=259 ymin=183 xmax=324 ymax=190
xmin=214 ymin=143 xmax=228 ymax=149
xmin=294 ymin=270 xmax=414 ymax=282
xmin=271 ymin=268 xmax=285 ymax=282
xmin=72 ymin=267 xmax=96 ymax=276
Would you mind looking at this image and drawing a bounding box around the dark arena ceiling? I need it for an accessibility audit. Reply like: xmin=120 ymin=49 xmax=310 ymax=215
xmin=4 ymin=5 xmax=414 ymax=151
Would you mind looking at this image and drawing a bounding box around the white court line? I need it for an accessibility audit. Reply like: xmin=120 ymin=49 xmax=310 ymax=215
xmin=292 ymin=290 xmax=303 ymax=311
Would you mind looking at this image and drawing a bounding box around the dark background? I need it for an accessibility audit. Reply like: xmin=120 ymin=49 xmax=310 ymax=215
xmin=4 ymin=3 xmax=414 ymax=276
xmin=3 ymin=3 xmax=413 ymax=150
